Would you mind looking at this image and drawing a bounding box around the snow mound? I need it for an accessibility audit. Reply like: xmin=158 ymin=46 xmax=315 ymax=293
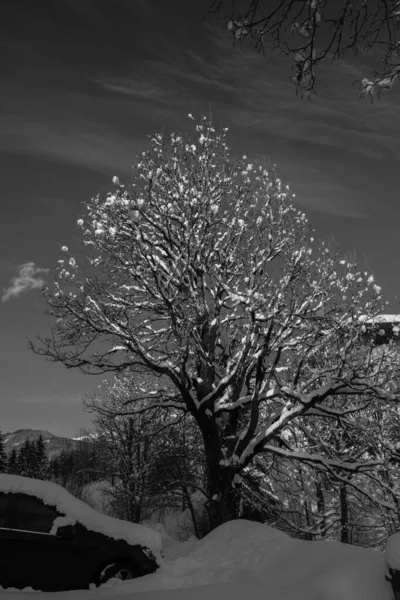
xmin=98 ymin=519 xmax=390 ymax=600
xmin=386 ymin=531 xmax=400 ymax=570
xmin=0 ymin=474 xmax=162 ymax=560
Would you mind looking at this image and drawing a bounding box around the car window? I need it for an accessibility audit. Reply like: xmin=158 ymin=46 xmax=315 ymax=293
xmin=0 ymin=493 xmax=9 ymax=527
xmin=9 ymin=493 xmax=59 ymax=534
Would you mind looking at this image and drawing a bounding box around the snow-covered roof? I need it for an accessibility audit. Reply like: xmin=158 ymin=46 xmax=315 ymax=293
xmin=0 ymin=474 xmax=162 ymax=560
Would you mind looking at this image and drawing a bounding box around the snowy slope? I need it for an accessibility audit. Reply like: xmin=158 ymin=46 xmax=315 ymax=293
xmin=3 ymin=429 xmax=82 ymax=459
xmin=1 ymin=519 xmax=393 ymax=600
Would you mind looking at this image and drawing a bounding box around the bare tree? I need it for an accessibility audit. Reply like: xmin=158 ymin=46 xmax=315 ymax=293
xmin=206 ymin=0 xmax=400 ymax=98
xmin=256 ymin=373 xmax=400 ymax=546
xmin=31 ymin=114 xmax=400 ymax=527
xmin=84 ymin=370 xmax=207 ymax=531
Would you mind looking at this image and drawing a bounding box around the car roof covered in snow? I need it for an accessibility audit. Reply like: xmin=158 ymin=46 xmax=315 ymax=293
xmin=0 ymin=474 xmax=162 ymax=561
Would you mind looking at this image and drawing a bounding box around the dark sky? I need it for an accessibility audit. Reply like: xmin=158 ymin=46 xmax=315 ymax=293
xmin=1 ymin=0 xmax=400 ymax=438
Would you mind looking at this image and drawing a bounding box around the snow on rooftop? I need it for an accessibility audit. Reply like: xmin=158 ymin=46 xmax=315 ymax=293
xmin=0 ymin=474 xmax=162 ymax=560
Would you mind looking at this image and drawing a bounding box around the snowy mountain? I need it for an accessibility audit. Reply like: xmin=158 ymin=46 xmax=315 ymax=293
xmin=3 ymin=429 xmax=86 ymax=459
xmin=72 ymin=433 xmax=99 ymax=442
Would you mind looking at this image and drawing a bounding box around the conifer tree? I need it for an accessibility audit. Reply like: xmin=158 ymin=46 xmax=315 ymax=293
xmin=0 ymin=429 xmax=7 ymax=473
xmin=16 ymin=439 xmax=37 ymax=477
xmin=7 ymin=447 xmax=17 ymax=474
xmin=16 ymin=442 xmax=27 ymax=476
xmin=33 ymin=435 xmax=48 ymax=479
xmin=26 ymin=439 xmax=37 ymax=475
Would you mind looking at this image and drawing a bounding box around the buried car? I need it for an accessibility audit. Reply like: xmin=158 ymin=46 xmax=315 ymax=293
xmin=0 ymin=474 xmax=162 ymax=591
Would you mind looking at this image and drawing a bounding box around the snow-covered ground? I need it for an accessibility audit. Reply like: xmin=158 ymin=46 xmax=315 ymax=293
xmin=2 ymin=519 xmax=394 ymax=600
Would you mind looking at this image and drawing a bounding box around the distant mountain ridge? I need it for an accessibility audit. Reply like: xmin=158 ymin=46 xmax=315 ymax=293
xmin=3 ymin=428 xmax=86 ymax=459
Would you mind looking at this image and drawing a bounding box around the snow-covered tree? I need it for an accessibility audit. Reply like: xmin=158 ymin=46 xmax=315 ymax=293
xmin=254 ymin=343 xmax=400 ymax=546
xmin=206 ymin=0 xmax=400 ymax=98
xmin=31 ymin=114 xmax=400 ymax=526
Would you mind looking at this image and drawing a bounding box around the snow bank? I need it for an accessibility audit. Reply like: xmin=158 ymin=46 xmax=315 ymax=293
xmin=99 ymin=519 xmax=391 ymax=599
xmin=0 ymin=475 xmax=162 ymax=560
xmin=386 ymin=531 xmax=400 ymax=570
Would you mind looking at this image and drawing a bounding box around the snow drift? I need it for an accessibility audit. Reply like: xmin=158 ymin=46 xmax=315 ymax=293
xmin=102 ymin=519 xmax=393 ymax=600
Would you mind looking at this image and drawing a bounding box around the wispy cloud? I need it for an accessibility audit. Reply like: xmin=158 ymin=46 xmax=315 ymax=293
xmin=2 ymin=6 xmax=398 ymax=222
xmin=93 ymin=78 xmax=174 ymax=102
xmin=2 ymin=262 xmax=49 ymax=302
xmin=16 ymin=391 xmax=84 ymax=405
xmin=89 ymin=27 xmax=400 ymax=220
xmin=0 ymin=115 xmax=144 ymax=175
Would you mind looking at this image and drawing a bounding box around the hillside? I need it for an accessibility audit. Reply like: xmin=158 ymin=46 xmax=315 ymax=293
xmin=3 ymin=428 xmax=83 ymax=459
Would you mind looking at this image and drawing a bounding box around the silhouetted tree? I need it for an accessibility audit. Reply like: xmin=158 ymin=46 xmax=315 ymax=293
xmin=0 ymin=430 xmax=7 ymax=473
xmin=7 ymin=447 xmax=17 ymax=474
xmin=47 ymin=440 xmax=100 ymax=499
xmin=32 ymin=435 xmax=48 ymax=479
xmin=206 ymin=0 xmax=400 ymax=99
xmin=16 ymin=440 xmax=27 ymax=475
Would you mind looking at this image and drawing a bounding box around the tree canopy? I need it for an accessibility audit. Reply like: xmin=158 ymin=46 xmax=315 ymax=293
xmin=206 ymin=0 xmax=400 ymax=98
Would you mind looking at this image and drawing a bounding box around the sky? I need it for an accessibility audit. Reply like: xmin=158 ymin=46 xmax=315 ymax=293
xmin=1 ymin=0 xmax=400 ymax=438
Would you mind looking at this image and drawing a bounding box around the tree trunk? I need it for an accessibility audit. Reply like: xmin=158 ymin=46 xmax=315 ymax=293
xmin=316 ymin=479 xmax=326 ymax=539
xmin=195 ymin=405 xmax=243 ymax=529
xmin=205 ymin=455 xmax=242 ymax=528
xmin=181 ymin=484 xmax=201 ymax=539
xmin=340 ymin=483 xmax=349 ymax=544
xmin=303 ymin=498 xmax=314 ymax=541
xmin=208 ymin=478 xmax=241 ymax=528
